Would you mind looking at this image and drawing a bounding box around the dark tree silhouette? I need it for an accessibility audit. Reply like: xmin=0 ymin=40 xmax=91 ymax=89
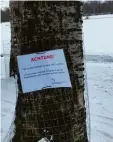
xmin=1 ymin=1 xmax=113 ymax=23
xmin=1 ymin=8 xmax=10 ymax=22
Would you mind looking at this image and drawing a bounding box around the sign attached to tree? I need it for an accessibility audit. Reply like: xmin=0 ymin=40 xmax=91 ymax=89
xmin=17 ymin=49 xmax=72 ymax=93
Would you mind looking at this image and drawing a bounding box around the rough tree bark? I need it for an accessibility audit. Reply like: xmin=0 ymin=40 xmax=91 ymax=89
xmin=10 ymin=1 xmax=88 ymax=142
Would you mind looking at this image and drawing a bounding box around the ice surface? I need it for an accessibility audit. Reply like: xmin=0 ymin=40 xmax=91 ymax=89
xmin=1 ymin=77 xmax=17 ymax=142
xmin=1 ymin=15 xmax=113 ymax=142
xmin=86 ymin=62 xmax=113 ymax=142
xmin=83 ymin=14 xmax=113 ymax=56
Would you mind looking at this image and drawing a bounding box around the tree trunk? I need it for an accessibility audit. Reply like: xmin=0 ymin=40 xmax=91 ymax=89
xmin=10 ymin=1 xmax=87 ymax=142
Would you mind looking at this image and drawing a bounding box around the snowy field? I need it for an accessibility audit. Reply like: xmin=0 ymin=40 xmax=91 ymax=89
xmin=0 ymin=14 xmax=113 ymax=142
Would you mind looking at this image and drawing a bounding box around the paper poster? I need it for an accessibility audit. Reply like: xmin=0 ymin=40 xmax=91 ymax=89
xmin=17 ymin=49 xmax=72 ymax=93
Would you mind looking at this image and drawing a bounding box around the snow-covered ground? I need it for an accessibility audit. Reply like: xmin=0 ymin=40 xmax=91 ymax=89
xmin=0 ymin=14 xmax=113 ymax=142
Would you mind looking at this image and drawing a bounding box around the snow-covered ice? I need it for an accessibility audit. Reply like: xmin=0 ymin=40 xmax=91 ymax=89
xmin=1 ymin=14 xmax=113 ymax=142
xmin=86 ymin=62 xmax=113 ymax=142
xmin=1 ymin=77 xmax=17 ymax=142
xmin=83 ymin=14 xmax=113 ymax=56
xmin=0 ymin=22 xmax=16 ymax=142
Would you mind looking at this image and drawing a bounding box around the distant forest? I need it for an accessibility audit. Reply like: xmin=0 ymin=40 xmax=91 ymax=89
xmin=1 ymin=1 xmax=113 ymax=23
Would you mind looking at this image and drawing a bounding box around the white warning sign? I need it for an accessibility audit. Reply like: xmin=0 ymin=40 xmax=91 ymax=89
xmin=17 ymin=49 xmax=72 ymax=93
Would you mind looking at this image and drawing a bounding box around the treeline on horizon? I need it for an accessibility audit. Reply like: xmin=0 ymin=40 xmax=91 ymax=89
xmin=1 ymin=1 xmax=113 ymax=23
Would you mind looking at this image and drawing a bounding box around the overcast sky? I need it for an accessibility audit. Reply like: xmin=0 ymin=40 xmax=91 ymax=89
xmin=0 ymin=0 xmax=106 ymax=9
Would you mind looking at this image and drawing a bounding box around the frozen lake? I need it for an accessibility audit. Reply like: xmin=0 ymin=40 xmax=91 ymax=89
xmin=1 ymin=15 xmax=113 ymax=142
